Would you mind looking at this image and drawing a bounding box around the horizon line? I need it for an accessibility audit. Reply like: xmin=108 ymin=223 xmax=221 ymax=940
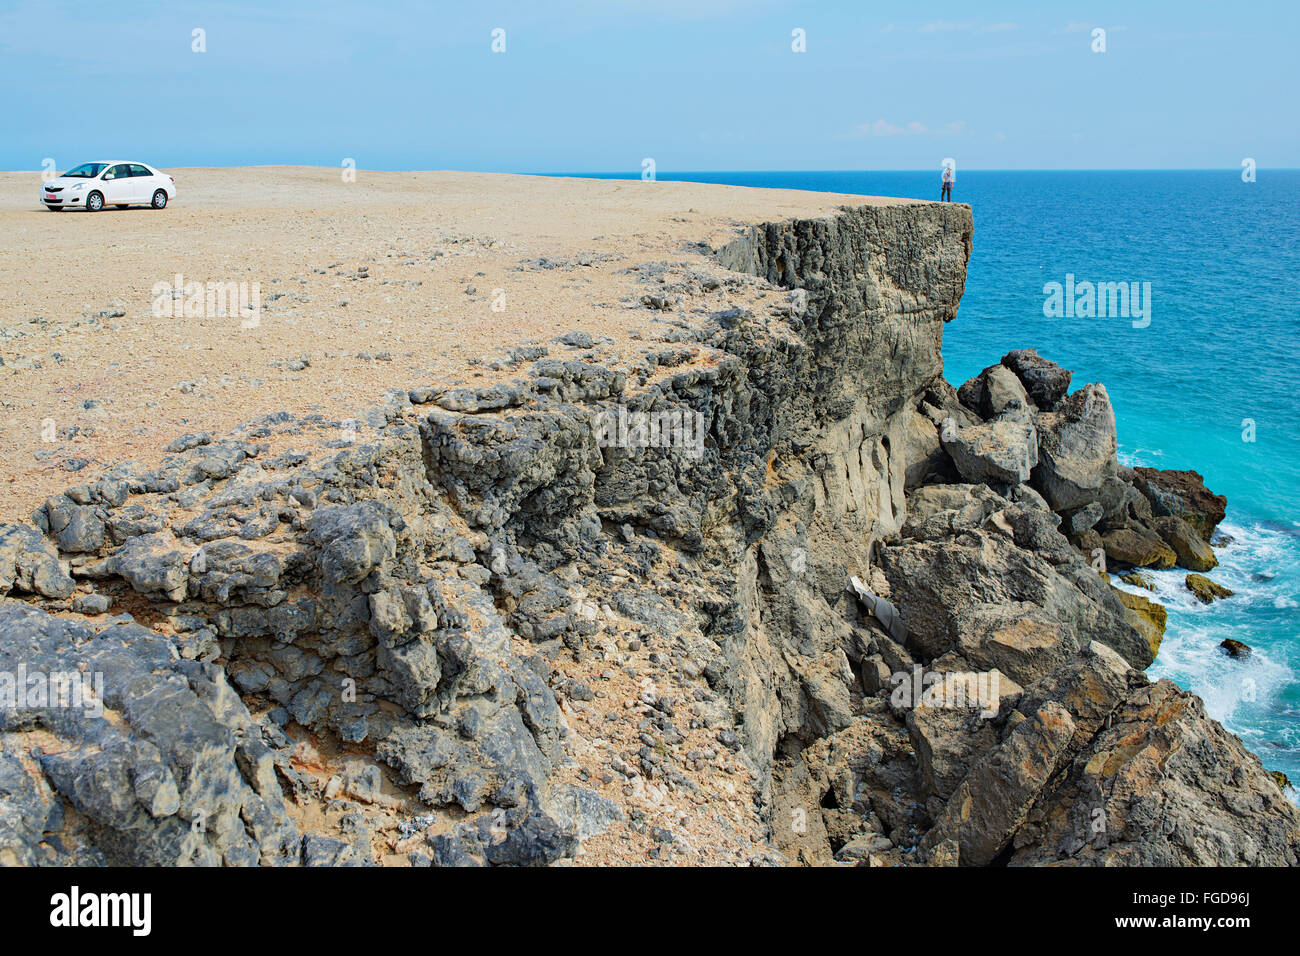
xmin=7 ymin=165 xmax=1298 ymax=175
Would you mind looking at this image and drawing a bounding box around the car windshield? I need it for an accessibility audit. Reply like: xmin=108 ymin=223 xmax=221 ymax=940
xmin=63 ymin=163 xmax=108 ymax=178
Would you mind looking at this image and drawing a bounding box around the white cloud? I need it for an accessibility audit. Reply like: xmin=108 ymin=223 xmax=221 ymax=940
xmin=848 ymin=119 xmax=968 ymax=139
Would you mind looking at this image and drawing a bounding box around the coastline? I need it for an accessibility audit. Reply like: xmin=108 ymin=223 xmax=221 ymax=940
xmin=2 ymin=174 xmax=1297 ymax=865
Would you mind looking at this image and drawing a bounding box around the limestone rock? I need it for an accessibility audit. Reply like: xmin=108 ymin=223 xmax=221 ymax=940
xmin=1001 ymin=348 xmax=1072 ymax=409
xmin=1131 ymin=467 xmax=1227 ymax=541
xmin=1010 ymin=679 xmax=1300 ymax=865
xmin=1031 ymin=384 xmax=1119 ymax=512
xmin=1151 ymin=515 xmax=1217 ymax=572
xmin=1101 ymin=527 xmax=1177 ymax=570
xmin=1186 ymin=573 xmax=1233 ymax=604
xmin=940 ymin=411 xmax=1038 ymax=486
xmin=1112 ymin=587 xmax=1167 ymax=659
xmin=921 ymin=700 xmax=1076 ymax=865
xmin=0 ymin=522 xmax=73 ymax=599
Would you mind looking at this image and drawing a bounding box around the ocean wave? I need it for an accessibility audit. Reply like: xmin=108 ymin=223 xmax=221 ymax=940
xmin=1133 ymin=517 xmax=1300 ymax=792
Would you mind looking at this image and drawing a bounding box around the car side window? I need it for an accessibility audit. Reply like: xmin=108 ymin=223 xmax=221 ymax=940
xmin=130 ymin=165 xmax=151 ymax=177
xmin=105 ymin=164 xmax=130 ymax=180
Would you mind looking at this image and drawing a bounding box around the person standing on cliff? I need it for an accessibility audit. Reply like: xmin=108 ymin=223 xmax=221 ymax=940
xmin=940 ymin=161 xmax=954 ymax=202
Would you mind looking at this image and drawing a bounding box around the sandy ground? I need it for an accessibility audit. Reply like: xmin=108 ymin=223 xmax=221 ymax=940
xmin=0 ymin=166 xmax=916 ymax=520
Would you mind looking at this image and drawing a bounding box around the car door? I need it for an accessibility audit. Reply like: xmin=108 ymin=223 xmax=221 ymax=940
xmin=100 ymin=164 xmax=134 ymax=203
xmin=129 ymin=165 xmax=155 ymax=202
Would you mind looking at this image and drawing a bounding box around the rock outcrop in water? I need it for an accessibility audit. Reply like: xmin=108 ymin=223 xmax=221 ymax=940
xmin=1 ymin=201 xmax=1296 ymax=866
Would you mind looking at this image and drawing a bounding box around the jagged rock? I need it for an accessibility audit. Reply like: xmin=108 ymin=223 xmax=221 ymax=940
xmin=940 ymin=410 xmax=1038 ymax=486
xmin=905 ymin=697 xmax=1001 ymax=800
xmin=958 ymin=363 xmax=1030 ymax=419
xmin=38 ymin=495 xmax=106 ymax=554
xmin=902 ymin=408 xmax=949 ymax=491
xmin=102 ymin=530 xmax=191 ymax=602
xmin=1010 ymin=679 xmax=1300 ymax=865
xmin=1186 ymin=573 xmax=1233 ymax=604
xmin=882 ymin=522 xmax=1153 ymax=677
xmin=921 ymin=700 xmax=1076 ymax=865
xmin=1 ymin=198 xmax=1292 ymax=871
xmin=1000 ymin=349 xmax=1072 ymax=409
xmin=1151 ymin=515 xmax=1217 ymax=572
xmin=0 ymin=522 xmax=73 ymax=599
xmin=306 ymin=501 xmax=398 ymax=585
xmin=1131 ymin=467 xmax=1227 ymax=541
xmin=1119 ymin=571 xmax=1154 ymax=591
xmin=0 ymin=601 xmax=299 ymax=865
xmin=1031 ymin=384 xmax=1119 ymax=512
xmin=1220 ymin=639 xmax=1252 ymax=659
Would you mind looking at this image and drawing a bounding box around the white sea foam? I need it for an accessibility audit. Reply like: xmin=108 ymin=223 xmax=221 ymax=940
xmin=1128 ymin=517 xmax=1300 ymax=803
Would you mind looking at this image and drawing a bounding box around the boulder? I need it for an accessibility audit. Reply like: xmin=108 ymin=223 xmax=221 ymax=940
xmin=1101 ymin=527 xmax=1177 ymax=569
xmin=1009 ymin=679 xmax=1300 ymax=865
xmin=920 ymin=700 xmax=1076 ymax=865
xmin=940 ymin=410 xmax=1038 ymax=486
xmin=958 ymin=364 xmax=1030 ymax=419
xmin=902 ymin=407 xmax=949 ymax=491
xmin=1131 ymin=468 xmax=1227 ymax=541
xmin=905 ymin=704 xmax=1000 ymax=800
xmin=1220 ymin=639 xmax=1252 ymax=659
xmin=0 ymin=523 xmax=73 ymax=599
xmin=1151 ymin=515 xmax=1217 ymax=572
xmin=1000 ymin=349 xmax=1072 ymax=409
xmin=1031 ymin=384 xmax=1119 ymax=512
xmin=1119 ymin=571 xmax=1155 ymax=591
xmin=881 ymin=526 xmax=1153 ymax=673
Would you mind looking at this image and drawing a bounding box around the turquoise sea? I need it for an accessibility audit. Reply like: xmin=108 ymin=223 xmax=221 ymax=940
xmin=565 ymin=169 xmax=1300 ymax=795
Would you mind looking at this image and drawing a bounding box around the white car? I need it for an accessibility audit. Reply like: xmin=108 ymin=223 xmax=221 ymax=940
xmin=40 ymin=161 xmax=176 ymax=212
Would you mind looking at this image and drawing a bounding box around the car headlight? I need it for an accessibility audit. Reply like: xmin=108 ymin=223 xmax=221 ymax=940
xmin=70 ymin=183 xmax=86 ymax=190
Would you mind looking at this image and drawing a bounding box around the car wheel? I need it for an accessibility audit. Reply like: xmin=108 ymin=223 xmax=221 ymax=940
xmin=86 ymin=191 xmax=103 ymax=212
xmin=152 ymin=190 xmax=167 ymax=209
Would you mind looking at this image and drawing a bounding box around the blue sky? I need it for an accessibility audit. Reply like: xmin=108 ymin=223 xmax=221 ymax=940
xmin=2 ymin=0 xmax=1296 ymax=172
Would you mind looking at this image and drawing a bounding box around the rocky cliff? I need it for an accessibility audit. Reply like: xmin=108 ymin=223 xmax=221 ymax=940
xmin=1 ymin=200 xmax=1296 ymax=866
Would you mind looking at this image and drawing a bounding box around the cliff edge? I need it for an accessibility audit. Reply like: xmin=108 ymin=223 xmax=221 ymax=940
xmin=2 ymin=188 xmax=1296 ymax=866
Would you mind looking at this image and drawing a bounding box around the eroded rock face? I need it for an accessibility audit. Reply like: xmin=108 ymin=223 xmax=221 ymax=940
xmin=0 ymin=602 xmax=299 ymax=866
xmin=0 ymin=198 xmax=1293 ymax=869
xmin=1011 ymin=678 xmax=1300 ymax=866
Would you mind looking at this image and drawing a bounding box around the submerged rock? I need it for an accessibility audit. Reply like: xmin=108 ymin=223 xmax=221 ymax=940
xmin=1186 ymin=573 xmax=1233 ymax=604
